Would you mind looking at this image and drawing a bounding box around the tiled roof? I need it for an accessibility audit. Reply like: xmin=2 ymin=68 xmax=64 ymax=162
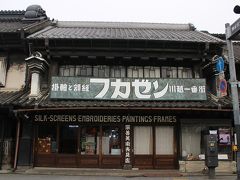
xmin=0 ymin=89 xmax=232 ymax=111
xmin=0 ymin=10 xmax=25 ymax=20
xmin=0 ymin=10 xmax=48 ymax=33
xmin=0 ymin=21 xmax=28 ymax=32
xmin=0 ymin=10 xmax=26 ymax=32
xmin=27 ymin=21 xmax=224 ymax=43
xmin=0 ymin=90 xmax=26 ymax=106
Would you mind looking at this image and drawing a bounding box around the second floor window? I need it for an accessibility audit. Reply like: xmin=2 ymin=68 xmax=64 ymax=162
xmin=110 ymin=66 xmax=126 ymax=78
xmin=93 ymin=65 xmax=110 ymax=78
xmin=59 ymin=65 xmax=93 ymax=77
xmin=59 ymin=65 xmax=193 ymax=78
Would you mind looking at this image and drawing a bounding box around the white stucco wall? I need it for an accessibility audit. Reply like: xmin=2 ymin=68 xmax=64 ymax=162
xmin=5 ymin=56 xmax=26 ymax=90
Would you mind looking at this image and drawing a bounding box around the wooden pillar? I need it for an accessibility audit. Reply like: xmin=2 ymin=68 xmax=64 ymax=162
xmin=153 ymin=126 xmax=156 ymax=168
xmin=31 ymin=124 xmax=37 ymax=167
xmin=17 ymin=117 xmax=33 ymax=166
xmin=55 ymin=123 xmax=60 ymax=166
xmin=123 ymin=124 xmax=132 ymax=169
xmin=13 ymin=116 xmax=21 ymax=170
xmin=77 ymin=126 xmax=80 ymax=167
xmin=99 ymin=125 xmax=102 ymax=168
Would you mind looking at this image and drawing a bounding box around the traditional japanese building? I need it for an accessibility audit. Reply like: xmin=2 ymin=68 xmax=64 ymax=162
xmin=0 ymin=5 xmax=236 ymax=173
xmin=0 ymin=5 xmax=50 ymax=169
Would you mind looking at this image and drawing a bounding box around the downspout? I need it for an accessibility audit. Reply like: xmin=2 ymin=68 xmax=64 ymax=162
xmin=13 ymin=111 xmax=21 ymax=171
xmin=24 ymin=43 xmax=32 ymax=89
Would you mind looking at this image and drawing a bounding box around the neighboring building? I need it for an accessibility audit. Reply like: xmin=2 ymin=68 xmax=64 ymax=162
xmin=0 ymin=5 xmax=236 ymax=173
xmin=0 ymin=5 xmax=50 ymax=169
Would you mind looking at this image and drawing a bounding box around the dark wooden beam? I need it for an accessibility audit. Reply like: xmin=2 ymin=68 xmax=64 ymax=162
xmin=105 ymin=56 xmax=115 ymax=60
xmin=48 ymin=46 xmax=201 ymax=53
xmin=48 ymin=50 xmax=203 ymax=60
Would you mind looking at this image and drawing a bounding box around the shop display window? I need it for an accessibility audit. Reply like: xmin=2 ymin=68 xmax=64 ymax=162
xmin=218 ymin=128 xmax=232 ymax=159
xmin=37 ymin=125 xmax=57 ymax=154
xmin=80 ymin=126 xmax=99 ymax=155
xmin=102 ymin=126 xmax=121 ymax=155
xmin=181 ymin=124 xmax=232 ymax=161
xmin=219 ymin=128 xmax=231 ymax=145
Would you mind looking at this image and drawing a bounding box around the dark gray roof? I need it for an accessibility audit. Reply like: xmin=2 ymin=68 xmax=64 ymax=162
xmin=28 ymin=21 xmax=224 ymax=43
xmin=0 ymin=10 xmax=26 ymax=32
xmin=0 ymin=10 xmax=48 ymax=33
xmin=0 ymin=89 xmax=232 ymax=110
xmin=0 ymin=10 xmax=25 ymax=20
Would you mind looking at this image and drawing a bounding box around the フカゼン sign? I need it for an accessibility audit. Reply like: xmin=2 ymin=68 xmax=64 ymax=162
xmin=50 ymin=77 xmax=206 ymax=101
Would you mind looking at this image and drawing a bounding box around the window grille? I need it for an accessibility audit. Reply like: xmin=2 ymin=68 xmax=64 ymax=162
xmin=59 ymin=65 xmax=194 ymax=79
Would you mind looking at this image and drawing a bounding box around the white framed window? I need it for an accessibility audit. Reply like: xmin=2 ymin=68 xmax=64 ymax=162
xmin=178 ymin=67 xmax=193 ymax=78
xmin=110 ymin=66 xmax=126 ymax=78
xmin=144 ymin=66 xmax=161 ymax=78
xmin=75 ymin=65 xmax=92 ymax=77
xmin=127 ymin=66 xmax=144 ymax=78
xmin=93 ymin=65 xmax=110 ymax=78
xmin=0 ymin=57 xmax=7 ymax=87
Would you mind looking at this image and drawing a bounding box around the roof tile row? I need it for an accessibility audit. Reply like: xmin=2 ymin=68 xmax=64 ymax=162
xmin=0 ymin=89 xmax=232 ymax=110
xmin=27 ymin=21 xmax=224 ymax=43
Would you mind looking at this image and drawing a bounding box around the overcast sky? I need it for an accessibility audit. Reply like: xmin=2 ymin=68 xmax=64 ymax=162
xmin=2 ymin=0 xmax=240 ymax=33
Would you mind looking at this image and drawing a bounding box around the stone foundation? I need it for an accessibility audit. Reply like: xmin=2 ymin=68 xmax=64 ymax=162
xmin=179 ymin=160 xmax=236 ymax=173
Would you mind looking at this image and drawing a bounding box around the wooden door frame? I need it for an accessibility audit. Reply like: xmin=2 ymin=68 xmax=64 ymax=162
xmin=154 ymin=125 xmax=176 ymax=169
xmin=132 ymin=125 xmax=178 ymax=169
xmin=100 ymin=125 xmax=124 ymax=168
xmin=132 ymin=125 xmax=154 ymax=169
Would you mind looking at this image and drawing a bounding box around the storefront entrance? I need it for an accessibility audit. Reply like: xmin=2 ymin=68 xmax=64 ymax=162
xmin=33 ymin=114 xmax=178 ymax=169
xmin=133 ymin=126 xmax=176 ymax=169
xmin=34 ymin=124 xmax=123 ymax=168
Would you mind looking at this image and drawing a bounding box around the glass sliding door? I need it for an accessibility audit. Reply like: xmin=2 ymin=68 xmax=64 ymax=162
xmin=54 ymin=124 xmax=79 ymax=167
xmin=102 ymin=126 xmax=121 ymax=155
xmin=80 ymin=126 xmax=99 ymax=155
xmin=155 ymin=126 xmax=174 ymax=155
xmin=133 ymin=126 xmax=153 ymax=168
xmin=155 ymin=126 xmax=175 ymax=169
xmin=134 ymin=126 xmax=153 ymax=154
xmin=59 ymin=125 xmax=78 ymax=154
xmin=101 ymin=126 xmax=122 ymax=168
xmin=78 ymin=126 xmax=100 ymax=168
xmin=35 ymin=124 xmax=57 ymax=167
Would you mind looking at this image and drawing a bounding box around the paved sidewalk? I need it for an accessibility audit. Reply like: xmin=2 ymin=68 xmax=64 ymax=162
xmin=0 ymin=167 xmax=237 ymax=179
xmin=19 ymin=167 xmax=183 ymax=177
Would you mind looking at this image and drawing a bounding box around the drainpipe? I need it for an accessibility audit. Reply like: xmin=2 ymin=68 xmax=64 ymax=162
xmin=13 ymin=111 xmax=21 ymax=171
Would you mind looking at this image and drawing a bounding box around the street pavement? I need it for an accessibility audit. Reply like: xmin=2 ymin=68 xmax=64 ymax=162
xmin=0 ymin=167 xmax=238 ymax=180
xmin=0 ymin=174 xmax=238 ymax=180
